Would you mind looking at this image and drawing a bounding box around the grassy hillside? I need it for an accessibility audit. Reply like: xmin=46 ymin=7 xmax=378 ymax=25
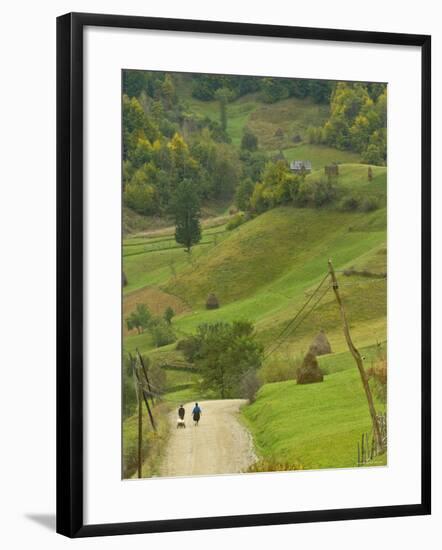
xmin=242 ymin=367 xmax=387 ymax=470
xmin=124 ymin=164 xmax=386 ymax=357
xmin=163 ymin=204 xmax=386 ymax=309
xmin=122 ymin=170 xmax=387 ymax=476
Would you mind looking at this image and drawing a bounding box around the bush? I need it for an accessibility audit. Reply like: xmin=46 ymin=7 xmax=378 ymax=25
xmin=367 ymin=354 xmax=387 ymax=402
xmin=176 ymin=335 xmax=201 ymax=362
xmin=226 ymin=213 xmax=246 ymax=231
xmin=241 ymin=128 xmax=258 ymax=152
xmin=239 ymin=369 xmax=262 ymax=403
xmin=360 ymin=197 xmax=379 ymax=212
xmin=296 ymin=177 xmax=336 ymax=208
xmin=149 ymin=318 xmax=176 ymax=347
xmin=338 ymin=195 xmax=360 ymax=212
xmin=124 ymin=182 xmax=159 ymax=216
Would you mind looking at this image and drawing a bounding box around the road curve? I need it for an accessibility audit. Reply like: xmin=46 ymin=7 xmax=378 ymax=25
xmin=159 ymin=399 xmax=256 ymax=477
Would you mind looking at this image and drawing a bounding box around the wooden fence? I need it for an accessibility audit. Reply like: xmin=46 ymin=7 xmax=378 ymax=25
xmin=357 ymin=413 xmax=387 ymax=466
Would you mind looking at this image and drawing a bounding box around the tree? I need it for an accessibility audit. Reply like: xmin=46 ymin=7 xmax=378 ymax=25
xmin=193 ymin=321 xmax=263 ymax=398
xmin=122 ymin=70 xmax=146 ymax=97
xmin=235 ymin=178 xmax=255 ymax=211
xmin=161 ymin=74 xmax=176 ymax=110
xmin=210 ymin=143 xmax=241 ymax=200
xmin=149 ymin=318 xmax=176 ymax=347
xmin=260 ymin=77 xmax=290 ymax=103
xmin=126 ymin=304 xmax=151 ymax=334
xmin=163 ymin=306 xmax=175 ymax=325
xmin=241 ymin=128 xmax=258 ymax=151
xmin=214 ymin=87 xmax=233 ymax=132
xmin=250 ymin=161 xmax=300 ymax=212
xmin=172 ymin=180 xmax=202 ymax=252
xmin=321 ymin=82 xmax=387 ymax=162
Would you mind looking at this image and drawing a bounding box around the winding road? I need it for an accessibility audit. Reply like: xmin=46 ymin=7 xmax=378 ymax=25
xmin=160 ymin=399 xmax=257 ymax=477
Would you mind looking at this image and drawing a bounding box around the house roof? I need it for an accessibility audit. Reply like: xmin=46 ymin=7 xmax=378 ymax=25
xmin=290 ymin=160 xmax=312 ymax=170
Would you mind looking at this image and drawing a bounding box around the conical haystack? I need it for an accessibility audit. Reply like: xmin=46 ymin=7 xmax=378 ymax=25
xmin=206 ymin=293 xmax=220 ymax=310
xmin=308 ymin=329 xmax=332 ymax=356
xmin=296 ymin=351 xmax=324 ymax=385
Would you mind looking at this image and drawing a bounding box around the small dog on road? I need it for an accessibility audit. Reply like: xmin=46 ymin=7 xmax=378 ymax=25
xmin=176 ymin=418 xmax=186 ymax=429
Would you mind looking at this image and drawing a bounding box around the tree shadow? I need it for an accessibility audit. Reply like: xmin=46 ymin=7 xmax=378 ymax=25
xmin=25 ymin=513 xmax=56 ymax=531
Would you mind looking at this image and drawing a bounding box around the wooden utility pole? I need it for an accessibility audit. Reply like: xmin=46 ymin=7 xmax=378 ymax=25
xmin=137 ymin=348 xmax=155 ymax=406
xmin=129 ymin=353 xmax=143 ymax=479
xmin=137 ymin=380 xmax=142 ymax=479
xmin=328 ymin=259 xmax=384 ymax=452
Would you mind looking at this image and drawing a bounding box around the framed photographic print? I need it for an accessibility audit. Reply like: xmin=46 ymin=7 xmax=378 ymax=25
xmin=56 ymin=12 xmax=431 ymax=537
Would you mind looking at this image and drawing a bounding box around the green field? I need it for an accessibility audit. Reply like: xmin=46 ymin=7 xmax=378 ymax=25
xmin=242 ymin=367 xmax=386 ymax=470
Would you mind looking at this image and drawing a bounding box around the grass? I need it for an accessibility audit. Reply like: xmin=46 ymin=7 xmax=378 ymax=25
xmin=124 ymin=165 xmax=387 ymax=360
xmin=242 ymin=367 xmax=387 ymax=470
xmin=122 ymin=402 xmax=170 ymax=478
xmin=248 ymin=96 xmax=329 ymax=150
xmin=183 ymin=92 xmax=260 ymax=146
xmin=163 ymin=205 xmax=386 ymax=308
xmin=306 ymin=163 xmax=387 ymax=206
xmin=180 ymin=87 xmax=330 ymax=150
xmin=318 ymin=342 xmax=387 ymax=375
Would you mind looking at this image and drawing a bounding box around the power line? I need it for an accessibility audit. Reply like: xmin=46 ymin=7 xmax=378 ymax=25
xmin=263 ymin=275 xmax=330 ymax=361
xmin=265 ymin=273 xmax=329 ymax=352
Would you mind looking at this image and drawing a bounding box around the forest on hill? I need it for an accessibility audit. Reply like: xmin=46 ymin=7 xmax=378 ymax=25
xmin=122 ymin=71 xmax=387 ymax=220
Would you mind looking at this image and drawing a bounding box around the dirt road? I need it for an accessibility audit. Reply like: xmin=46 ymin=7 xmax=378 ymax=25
xmin=159 ymin=400 xmax=256 ymax=477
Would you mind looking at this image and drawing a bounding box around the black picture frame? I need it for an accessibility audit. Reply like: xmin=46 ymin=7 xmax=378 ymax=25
xmin=56 ymin=12 xmax=431 ymax=538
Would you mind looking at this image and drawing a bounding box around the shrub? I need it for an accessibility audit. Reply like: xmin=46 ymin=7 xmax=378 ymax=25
xmin=176 ymin=335 xmax=201 ymax=362
xmin=226 ymin=213 xmax=246 ymax=231
xmin=296 ymin=177 xmax=336 ymax=208
xmin=235 ymin=177 xmax=255 ymax=211
xmin=360 ymin=197 xmax=379 ymax=212
xmin=367 ymin=353 xmax=387 ymax=402
xmin=239 ymin=369 xmax=262 ymax=403
xmin=147 ymin=363 xmax=167 ymax=394
xmin=149 ymin=318 xmax=176 ymax=347
xmin=339 ymin=195 xmax=360 ymax=212
xmin=241 ymin=128 xmax=258 ymax=152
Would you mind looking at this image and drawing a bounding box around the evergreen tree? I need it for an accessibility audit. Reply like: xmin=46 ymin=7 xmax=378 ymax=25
xmin=241 ymin=128 xmax=258 ymax=151
xmin=173 ymin=180 xmax=202 ymax=252
xmin=214 ymin=87 xmax=233 ymax=132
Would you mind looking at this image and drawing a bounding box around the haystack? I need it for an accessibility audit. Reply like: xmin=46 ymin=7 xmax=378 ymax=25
xmin=308 ymin=329 xmax=332 ymax=356
xmin=274 ymin=127 xmax=284 ymax=137
xmin=296 ymin=351 xmax=324 ymax=385
xmin=206 ymin=293 xmax=219 ymax=310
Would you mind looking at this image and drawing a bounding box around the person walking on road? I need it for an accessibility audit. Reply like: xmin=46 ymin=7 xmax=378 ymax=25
xmin=178 ymin=404 xmax=185 ymax=420
xmin=192 ymin=403 xmax=202 ymax=426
